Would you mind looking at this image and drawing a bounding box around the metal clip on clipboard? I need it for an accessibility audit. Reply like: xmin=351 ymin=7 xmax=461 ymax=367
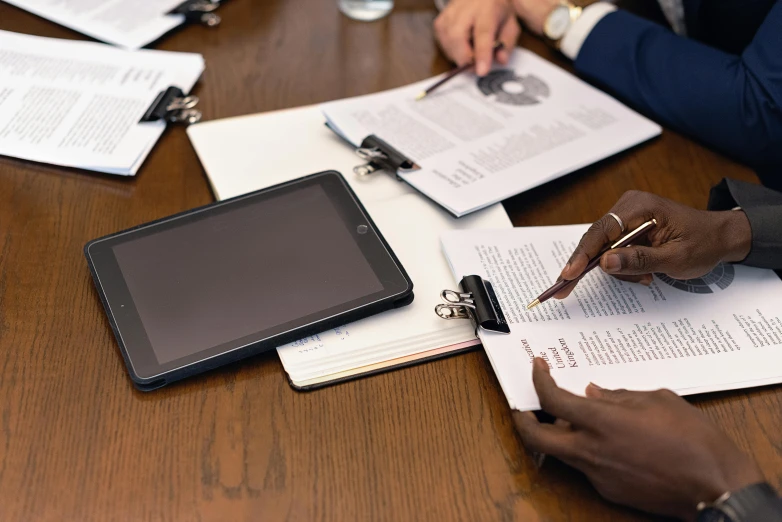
xmin=140 ymin=86 xmax=202 ymax=125
xmin=171 ymin=0 xmax=223 ymax=27
xmin=435 ymin=275 xmax=511 ymax=335
xmin=353 ymin=135 xmax=421 ymax=179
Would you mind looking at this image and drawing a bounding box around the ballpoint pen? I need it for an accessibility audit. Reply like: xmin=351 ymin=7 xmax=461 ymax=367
xmin=526 ymin=219 xmax=658 ymax=310
xmin=415 ymin=42 xmax=505 ymax=101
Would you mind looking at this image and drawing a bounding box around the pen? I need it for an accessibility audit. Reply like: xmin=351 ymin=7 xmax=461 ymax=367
xmin=526 ymin=219 xmax=658 ymax=310
xmin=415 ymin=42 xmax=505 ymax=101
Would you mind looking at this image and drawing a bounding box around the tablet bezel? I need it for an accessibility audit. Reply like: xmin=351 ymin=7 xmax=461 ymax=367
xmin=85 ymin=171 xmax=413 ymax=389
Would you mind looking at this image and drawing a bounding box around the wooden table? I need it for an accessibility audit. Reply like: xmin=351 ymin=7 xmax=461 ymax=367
xmin=1 ymin=1 xmax=780 ymax=520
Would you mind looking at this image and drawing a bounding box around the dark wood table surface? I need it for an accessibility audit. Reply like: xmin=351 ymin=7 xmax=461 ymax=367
xmin=1 ymin=1 xmax=780 ymax=520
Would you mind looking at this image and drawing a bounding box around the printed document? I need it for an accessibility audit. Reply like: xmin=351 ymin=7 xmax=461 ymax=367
xmin=441 ymin=226 xmax=782 ymax=410
xmin=3 ymin=0 xmax=186 ymax=49
xmin=322 ymin=49 xmax=662 ymax=217
xmin=0 ymin=31 xmax=204 ymax=175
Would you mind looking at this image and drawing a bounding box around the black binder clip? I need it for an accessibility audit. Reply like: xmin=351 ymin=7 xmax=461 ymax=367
xmin=140 ymin=86 xmax=201 ymax=125
xmin=436 ymin=275 xmax=511 ymax=335
xmin=171 ymin=0 xmax=222 ymax=27
xmin=353 ymin=135 xmax=421 ymax=179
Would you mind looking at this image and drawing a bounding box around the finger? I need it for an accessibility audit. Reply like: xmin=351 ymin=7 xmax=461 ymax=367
xmin=434 ymin=12 xmax=474 ymax=66
xmin=495 ymin=17 xmax=520 ymax=64
xmin=473 ymin=9 xmax=501 ymax=76
xmin=552 ymin=279 xmax=578 ymax=300
xmin=532 ymin=358 xmax=603 ymax=425
xmin=600 ymin=244 xmax=680 ymax=277
xmin=512 ymin=410 xmax=581 ymax=459
xmin=561 ymin=190 xmax=666 ymax=281
xmin=560 ymin=214 xmax=625 ymax=281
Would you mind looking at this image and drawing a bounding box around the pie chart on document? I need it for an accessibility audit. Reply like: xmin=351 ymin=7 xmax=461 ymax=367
xmin=655 ymin=263 xmax=736 ymax=294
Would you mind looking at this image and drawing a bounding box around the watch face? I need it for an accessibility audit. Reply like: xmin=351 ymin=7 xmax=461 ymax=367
xmin=544 ymin=5 xmax=572 ymax=40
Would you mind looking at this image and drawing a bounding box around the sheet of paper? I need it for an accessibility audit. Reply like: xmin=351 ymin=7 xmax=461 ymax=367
xmin=3 ymin=0 xmax=185 ymax=49
xmin=441 ymin=226 xmax=782 ymax=410
xmin=186 ymin=107 xmax=513 ymax=382
xmin=321 ymin=49 xmax=662 ymax=216
xmin=0 ymin=31 xmax=204 ymax=174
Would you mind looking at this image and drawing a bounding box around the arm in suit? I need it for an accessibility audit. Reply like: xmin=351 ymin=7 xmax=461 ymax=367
xmin=709 ymin=178 xmax=782 ymax=269
xmin=573 ymin=2 xmax=782 ymax=175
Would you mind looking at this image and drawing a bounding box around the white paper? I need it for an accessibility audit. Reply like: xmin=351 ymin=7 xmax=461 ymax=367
xmin=321 ymin=49 xmax=662 ymax=216
xmin=186 ymin=105 xmax=513 ymax=381
xmin=0 ymin=31 xmax=204 ymax=174
xmin=441 ymin=226 xmax=782 ymax=410
xmin=3 ymin=0 xmax=185 ymax=49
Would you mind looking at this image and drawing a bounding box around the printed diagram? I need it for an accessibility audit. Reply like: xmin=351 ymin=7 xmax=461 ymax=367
xmin=656 ymin=263 xmax=735 ymax=294
xmin=477 ymin=70 xmax=550 ymax=106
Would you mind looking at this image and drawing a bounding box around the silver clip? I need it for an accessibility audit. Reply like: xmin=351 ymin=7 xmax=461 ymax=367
xmin=169 ymin=108 xmax=202 ymax=124
xmin=164 ymin=95 xmax=202 ymax=124
xmin=201 ymin=13 xmax=221 ymax=26
xmin=187 ymin=0 xmax=220 ymax=12
xmin=356 ymin=147 xmax=388 ymax=161
xmin=353 ymin=163 xmax=378 ymax=177
xmin=353 ymin=148 xmax=387 ymax=177
xmin=167 ymin=95 xmax=199 ymax=111
xmin=435 ymin=289 xmax=475 ymax=320
xmin=435 ymin=304 xmax=471 ymax=320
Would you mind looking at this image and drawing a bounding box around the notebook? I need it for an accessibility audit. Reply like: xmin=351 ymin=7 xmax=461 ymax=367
xmin=321 ymin=48 xmax=662 ymax=217
xmin=186 ymin=105 xmax=512 ymax=388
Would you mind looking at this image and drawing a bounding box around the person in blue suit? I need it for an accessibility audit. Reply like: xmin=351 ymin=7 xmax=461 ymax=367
xmin=434 ymin=0 xmax=782 ymax=188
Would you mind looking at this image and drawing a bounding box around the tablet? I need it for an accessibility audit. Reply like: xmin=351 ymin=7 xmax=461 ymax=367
xmin=85 ymin=171 xmax=413 ymax=391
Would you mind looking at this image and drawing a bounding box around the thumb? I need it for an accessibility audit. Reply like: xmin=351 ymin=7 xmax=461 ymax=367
xmin=600 ymin=244 xmax=677 ymax=276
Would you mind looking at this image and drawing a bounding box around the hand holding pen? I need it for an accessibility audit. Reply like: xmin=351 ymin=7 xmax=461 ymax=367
xmin=529 ymin=190 xmax=753 ymax=308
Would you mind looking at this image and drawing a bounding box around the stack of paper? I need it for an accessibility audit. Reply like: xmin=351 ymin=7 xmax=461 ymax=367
xmin=3 ymin=0 xmax=192 ymax=49
xmin=186 ymin=105 xmax=512 ymax=388
xmin=321 ymin=49 xmax=662 ymax=217
xmin=441 ymin=226 xmax=782 ymax=411
xmin=0 ymin=31 xmax=204 ymax=175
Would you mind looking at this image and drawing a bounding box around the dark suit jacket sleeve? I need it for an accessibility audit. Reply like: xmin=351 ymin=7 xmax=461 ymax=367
xmin=573 ymin=2 xmax=782 ymax=174
xmin=708 ymin=178 xmax=782 ymax=269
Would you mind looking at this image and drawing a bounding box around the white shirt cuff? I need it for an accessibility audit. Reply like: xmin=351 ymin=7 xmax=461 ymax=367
xmin=559 ymin=2 xmax=618 ymax=60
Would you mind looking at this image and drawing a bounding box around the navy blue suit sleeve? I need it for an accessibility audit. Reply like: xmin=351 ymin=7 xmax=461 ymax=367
xmin=573 ymin=3 xmax=782 ymax=174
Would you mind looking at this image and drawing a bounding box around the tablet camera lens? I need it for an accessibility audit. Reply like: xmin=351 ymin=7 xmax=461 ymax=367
xmin=357 ymin=225 xmax=368 ymax=234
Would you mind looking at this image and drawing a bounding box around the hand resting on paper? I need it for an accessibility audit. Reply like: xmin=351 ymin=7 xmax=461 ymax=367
xmin=554 ymin=190 xmax=752 ymax=299
xmin=512 ymin=359 xmax=765 ymax=520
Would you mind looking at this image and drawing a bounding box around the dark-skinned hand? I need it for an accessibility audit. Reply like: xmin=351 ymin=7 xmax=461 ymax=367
xmin=513 ymin=359 xmax=764 ymax=520
xmin=555 ymin=190 xmax=752 ymax=299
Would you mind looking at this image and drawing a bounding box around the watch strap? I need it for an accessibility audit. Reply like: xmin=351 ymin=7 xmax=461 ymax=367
xmin=697 ymin=482 xmax=780 ymax=522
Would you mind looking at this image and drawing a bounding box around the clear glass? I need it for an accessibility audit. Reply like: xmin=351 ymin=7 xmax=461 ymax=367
xmin=338 ymin=0 xmax=394 ymax=21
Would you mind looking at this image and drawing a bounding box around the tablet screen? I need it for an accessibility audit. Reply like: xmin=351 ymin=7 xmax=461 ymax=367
xmin=111 ymin=183 xmax=383 ymax=364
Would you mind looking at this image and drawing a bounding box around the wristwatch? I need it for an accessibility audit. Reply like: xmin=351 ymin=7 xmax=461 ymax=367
xmin=543 ymin=2 xmax=583 ymax=48
xmin=696 ymin=482 xmax=780 ymax=522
